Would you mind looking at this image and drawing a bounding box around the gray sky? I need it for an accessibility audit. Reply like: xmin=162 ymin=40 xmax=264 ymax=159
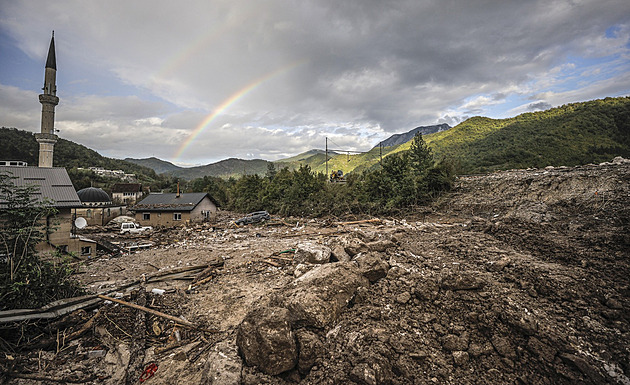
xmin=1 ymin=0 xmax=629 ymax=165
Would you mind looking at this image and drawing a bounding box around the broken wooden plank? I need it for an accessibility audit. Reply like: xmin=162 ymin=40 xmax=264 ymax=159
xmin=0 ymin=295 xmax=101 ymax=323
xmin=65 ymin=308 xmax=102 ymax=342
xmin=263 ymin=259 xmax=281 ymax=267
xmin=97 ymin=294 xmax=194 ymax=327
xmin=335 ymin=218 xmax=381 ymax=226
xmin=0 ymin=265 xmax=211 ymax=323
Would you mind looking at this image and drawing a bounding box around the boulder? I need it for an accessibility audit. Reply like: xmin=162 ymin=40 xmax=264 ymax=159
xmin=295 ymin=242 xmax=331 ymax=264
xmin=236 ymin=307 xmax=297 ymax=375
xmin=452 ymin=351 xmax=469 ymax=366
xmin=355 ymin=253 xmax=390 ymax=283
xmin=331 ymin=245 xmax=351 ymax=262
xmin=343 ymin=238 xmax=369 ymax=257
xmin=366 ymin=239 xmax=395 ymax=252
xmin=283 ymin=262 xmax=369 ymax=328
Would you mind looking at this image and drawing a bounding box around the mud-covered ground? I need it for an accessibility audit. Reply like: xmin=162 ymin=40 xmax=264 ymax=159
xmin=1 ymin=159 xmax=628 ymax=384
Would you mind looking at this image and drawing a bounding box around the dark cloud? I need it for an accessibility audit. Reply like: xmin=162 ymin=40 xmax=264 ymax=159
xmin=526 ymin=101 xmax=553 ymax=111
xmin=1 ymin=0 xmax=629 ymax=163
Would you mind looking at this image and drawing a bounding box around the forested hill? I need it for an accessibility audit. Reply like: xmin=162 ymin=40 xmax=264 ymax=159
xmin=0 ymin=127 xmax=166 ymax=189
xmin=277 ymin=97 xmax=630 ymax=176
xmin=419 ymin=96 xmax=630 ymax=173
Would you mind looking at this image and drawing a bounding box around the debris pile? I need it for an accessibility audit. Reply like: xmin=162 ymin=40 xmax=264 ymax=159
xmin=1 ymin=160 xmax=628 ymax=384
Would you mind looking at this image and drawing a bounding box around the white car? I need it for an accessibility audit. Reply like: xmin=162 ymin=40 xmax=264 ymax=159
xmin=120 ymin=222 xmax=153 ymax=234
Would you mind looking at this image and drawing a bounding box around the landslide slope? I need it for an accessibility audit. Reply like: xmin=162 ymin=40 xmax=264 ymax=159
xmin=289 ymin=159 xmax=630 ymax=384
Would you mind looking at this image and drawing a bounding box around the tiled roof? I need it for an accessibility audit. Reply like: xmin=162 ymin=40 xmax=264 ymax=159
xmin=132 ymin=193 xmax=215 ymax=212
xmin=0 ymin=166 xmax=81 ymax=208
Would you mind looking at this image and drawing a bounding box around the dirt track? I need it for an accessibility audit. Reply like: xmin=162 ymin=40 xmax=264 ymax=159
xmin=2 ymin=159 xmax=629 ymax=384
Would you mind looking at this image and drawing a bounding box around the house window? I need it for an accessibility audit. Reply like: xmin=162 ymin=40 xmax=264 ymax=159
xmin=173 ymin=213 xmax=182 ymax=221
xmin=58 ymin=245 xmax=68 ymax=254
xmin=81 ymin=246 xmax=92 ymax=256
xmin=86 ymin=209 xmax=92 ymax=218
xmin=143 ymin=213 xmax=151 ymax=220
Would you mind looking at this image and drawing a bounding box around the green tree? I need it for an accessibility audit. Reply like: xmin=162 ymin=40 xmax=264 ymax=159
xmin=407 ymin=133 xmax=433 ymax=176
xmin=0 ymin=172 xmax=84 ymax=310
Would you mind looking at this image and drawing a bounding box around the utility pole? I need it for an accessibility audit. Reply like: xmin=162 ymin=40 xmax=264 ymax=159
xmin=379 ymin=142 xmax=383 ymax=168
xmin=325 ymin=137 xmax=328 ymax=180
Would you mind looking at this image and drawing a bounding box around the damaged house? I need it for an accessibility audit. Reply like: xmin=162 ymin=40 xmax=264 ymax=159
xmin=0 ymin=165 xmax=97 ymax=258
xmin=131 ymin=192 xmax=217 ymax=227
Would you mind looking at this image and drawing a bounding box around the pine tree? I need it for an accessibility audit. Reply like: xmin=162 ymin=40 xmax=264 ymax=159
xmin=407 ymin=133 xmax=433 ymax=176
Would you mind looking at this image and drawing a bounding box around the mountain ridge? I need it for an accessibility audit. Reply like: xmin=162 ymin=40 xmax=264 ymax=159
xmin=377 ymin=123 xmax=450 ymax=147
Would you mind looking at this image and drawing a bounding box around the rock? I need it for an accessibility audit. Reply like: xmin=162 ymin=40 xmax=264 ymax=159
xmin=440 ymin=272 xmax=485 ymax=291
xmin=344 ymin=238 xmax=369 ymax=257
xmin=487 ymin=256 xmax=511 ymax=272
xmin=293 ymin=263 xmax=311 ymax=278
xmin=236 ymin=307 xmax=297 ymax=375
xmin=295 ymin=242 xmax=331 ymax=264
xmin=468 ymin=342 xmax=494 ymax=357
xmin=395 ymin=292 xmax=411 ymax=304
xmin=414 ymin=279 xmax=440 ymax=301
xmin=296 ymin=329 xmax=323 ymax=375
xmin=366 ymin=239 xmax=395 ymax=252
xmin=331 ymin=245 xmax=351 ymax=262
xmin=202 ymin=340 xmax=242 ymax=385
xmin=452 ymin=351 xmax=469 ymax=366
xmin=355 ymin=253 xmax=390 ymax=283
xmin=283 ymin=262 xmax=369 ymax=328
xmin=350 ymin=363 xmax=378 ymax=385
xmin=560 ymin=353 xmax=608 ymax=385
xmin=491 ymin=335 xmax=516 ymax=359
xmin=441 ymin=334 xmax=469 ymax=351
xmin=349 ymin=359 xmax=392 ymax=385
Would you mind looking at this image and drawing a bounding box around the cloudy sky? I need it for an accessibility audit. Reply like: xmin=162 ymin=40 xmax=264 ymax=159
xmin=1 ymin=1 xmax=629 ymax=166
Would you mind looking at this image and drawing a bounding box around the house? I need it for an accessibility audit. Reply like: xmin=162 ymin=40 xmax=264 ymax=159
xmin=132 ymin=192 xmax=217 ymax=227
xmin=111 ymin=183 xmax=143 ymax=205
xmin=75 ymin=187 xmax=123 ymax=226
xmin=0 ymin=165 xmax=97 ymax=258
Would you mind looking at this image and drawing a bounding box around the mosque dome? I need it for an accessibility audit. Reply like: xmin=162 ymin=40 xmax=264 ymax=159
xmin=77 ymin=187 xmax=111 ymax=205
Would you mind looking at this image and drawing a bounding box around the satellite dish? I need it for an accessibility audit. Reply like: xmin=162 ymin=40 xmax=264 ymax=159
xmin=75 ymin=217 xmax=87 ymax=229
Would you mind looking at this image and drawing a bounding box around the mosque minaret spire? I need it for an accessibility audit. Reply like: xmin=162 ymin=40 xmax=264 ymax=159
xmin=35 ymin=31 xmax=59 ymax=168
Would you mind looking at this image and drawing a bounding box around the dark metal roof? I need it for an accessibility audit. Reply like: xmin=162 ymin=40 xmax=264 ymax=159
xmin=46 ymin=34 xmax=56 ymax=70
xmin=132 ymin=193 xmax=215 ymax=212
xmin=0 ymin=166 xmax=81 ymax=208
xmin=111 ymin=183 xmax=142 ymax=193
xmin=77 ymin=187 xmax=111 ymax=203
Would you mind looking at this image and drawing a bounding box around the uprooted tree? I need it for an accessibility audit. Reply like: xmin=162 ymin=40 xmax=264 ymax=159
xmin=0 ymin=172 xmax=83 ymax=310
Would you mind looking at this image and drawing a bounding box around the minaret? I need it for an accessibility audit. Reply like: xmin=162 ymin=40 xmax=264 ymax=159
xmin=35 ymin=32 xmax=59 ymax=167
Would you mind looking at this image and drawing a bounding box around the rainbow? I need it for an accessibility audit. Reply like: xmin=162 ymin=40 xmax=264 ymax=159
xmin=154 ymin=6 xmax=260 ymax=80
xmin=173 ymin=60 xmax=305 ymax=160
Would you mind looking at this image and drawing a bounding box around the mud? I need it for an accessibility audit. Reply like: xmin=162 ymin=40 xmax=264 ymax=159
xmin=1 ymin=159 xmax=628 ymax=384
